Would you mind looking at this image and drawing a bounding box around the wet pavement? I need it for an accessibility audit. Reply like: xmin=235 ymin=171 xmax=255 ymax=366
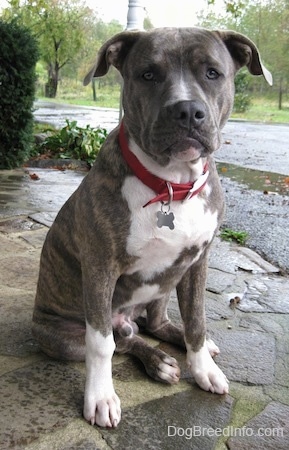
xmin=0 ymin=105 xmax=289 ymax=449
xmin=34 ymin=100 xmax=119 ymax=131
xmin=34 ymin=100 xmax=289 ymax=176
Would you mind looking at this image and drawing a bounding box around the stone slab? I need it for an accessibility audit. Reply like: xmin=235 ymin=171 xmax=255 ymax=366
xmin=207 ymin=267 xmax=236 ymax=294
xmin=0 ymin=254 xmax=39 ymax=289
xmin=210 ymin=330 xmax=275 ymax=385
xmin=237 ymin=276 xmax=289 ymax=313
xmin=100 ymin=389 xmax=233 ymax=450
xmin=29 ymin=211 xmax=57 ymax=228
xmin=25 ymin=419 xmax=111 ymax=450
xmin=0 ymin=291 xmax=39 ymax=357
xmin=209 ymin=238 xmax=280 ymax=274
xmin=0 ymin=361 xmax=84 ymax=448
xmin=227 ymin=401 xmax=289 ymax=449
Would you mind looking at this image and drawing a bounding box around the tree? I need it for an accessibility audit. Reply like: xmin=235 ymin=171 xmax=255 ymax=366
xmin=3 ymin=0 xmax=95 ymax=98
xmin=198 ymin=0 xmax=289 ymax=109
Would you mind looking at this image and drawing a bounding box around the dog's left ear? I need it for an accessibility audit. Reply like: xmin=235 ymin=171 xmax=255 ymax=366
xmin=215 ymin=30 xmax=273 ymax=86
xmin=83 ymin=31 xmax=143 ymax=86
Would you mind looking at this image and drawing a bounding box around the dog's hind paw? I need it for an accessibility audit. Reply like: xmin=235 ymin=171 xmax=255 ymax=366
xmin=157 ymin=355 xmax=181 ymax=384
xmin=143 ymin=348 xmax=181 ymax=384
xmin=83 ymin=392 xmax=121 ymax=428
xmin=206 ymin=338 xmax=220 ymax=357
xmin=187 ymin=342 xmax=229 ymax=395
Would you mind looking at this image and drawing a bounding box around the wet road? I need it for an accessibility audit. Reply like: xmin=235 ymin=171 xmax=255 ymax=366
xmin=5 ymin=101 xmax=282 ymax=272
xmin=34 ymin=100 xmax=119 ymax=131
xmin=34 ymin=100 xmax=289 ymax=176
xmin=218 ymin=121 xmax=289 ymax=176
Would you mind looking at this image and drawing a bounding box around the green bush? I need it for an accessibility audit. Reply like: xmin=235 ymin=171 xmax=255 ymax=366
xmin=37 ymin=120 xmax=107 ymax=167
xmin=0 ymin=20 xmax=39 ymax=169
xmin=233 ymin=70 xmax=252 ymax=113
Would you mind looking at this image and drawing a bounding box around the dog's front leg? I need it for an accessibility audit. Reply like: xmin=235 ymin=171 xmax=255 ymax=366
xmin=82 ymin=267 xmax=121 ymax=428
xmin=177 ymin=254 xmax=229 ymax=394
xmin=84 ymin=323 xmax=120 ymax=427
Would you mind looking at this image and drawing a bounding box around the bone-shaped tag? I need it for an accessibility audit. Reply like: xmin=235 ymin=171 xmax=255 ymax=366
xmin=156 ymin=211 xmax=175 ymax=230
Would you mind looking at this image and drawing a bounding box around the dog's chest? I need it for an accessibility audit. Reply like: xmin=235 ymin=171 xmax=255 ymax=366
xmin=121 ymin=176 xmax=218 ymax=282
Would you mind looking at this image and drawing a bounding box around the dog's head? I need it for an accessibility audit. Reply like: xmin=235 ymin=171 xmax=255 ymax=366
xmin=84 ymin=27 xmax=272 ymax=166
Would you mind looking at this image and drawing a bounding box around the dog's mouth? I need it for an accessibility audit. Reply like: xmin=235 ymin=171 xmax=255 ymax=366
xmin=169 ymin=137 xmax=206 ymax=162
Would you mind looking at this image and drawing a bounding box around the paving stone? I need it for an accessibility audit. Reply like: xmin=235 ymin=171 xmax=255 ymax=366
xmin=0 ymin=361 xmax=84 ymax=448
xmin=210 ymin=330 xmax=275 ymax=385
xmin=264 ymin=386 xmax=289 ymax=406
xmin=227 ymin=402 xmax=289 ymax=449
xmin=25 ymin=419 xmax=111 ymax=450
xmin=237 ymin=276 xmax=289 ymax=313
xmin=235 ymin=246 xmax=280 ymax=274
xmin=207 ymin=268 xmax=236 ymax=294
xmin=0 ymin=254 xmax=39 ymax=289
xmin=29 ymin=211 xmax=57 ymax=228
xmin=100 ymin=389 xmax=233 ymax=450
xmin=0 ymin=232 xmax=32 ymax=257
xmin=0 ymin=217 xmax=42 ymax=232
xmin=19 ymin=228 xmax=48 ymax=248
xmin=0 ymin=291 xmax=39 ymax=357
xmin=209 ymin=238 xmax=280 ymax=275
xmin=206 ymin=291 xmax=235 ymax=321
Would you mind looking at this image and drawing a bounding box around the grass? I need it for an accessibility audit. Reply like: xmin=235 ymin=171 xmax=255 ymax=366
xmin=231 ymin=97 xmax=289 ymax=123
xmin=220 ymin=228 xmax=248 ymax=245
xmin=37 ymin=80 xmax=121 ymax=109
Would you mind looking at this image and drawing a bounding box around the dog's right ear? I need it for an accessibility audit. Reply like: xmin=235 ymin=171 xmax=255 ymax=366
xmin=83 ymin=31 xmax=142 ymax=86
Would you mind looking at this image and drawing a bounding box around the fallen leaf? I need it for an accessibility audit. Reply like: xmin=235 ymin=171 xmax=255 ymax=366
xmin=29 ymin=173 xmax=40 ymax=180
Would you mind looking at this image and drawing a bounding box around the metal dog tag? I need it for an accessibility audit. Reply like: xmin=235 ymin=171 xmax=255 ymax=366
xmin=156 ymin=210 xmax=175 ymax=230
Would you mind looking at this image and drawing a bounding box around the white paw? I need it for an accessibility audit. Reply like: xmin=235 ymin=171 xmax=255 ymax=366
xmin=83 ymin=391 xmax=121 ymax=428
xmin=206 ymin=338 xmax=220 ymax=357
xmin=158 ymin=356 xmax=180 ymax=384
xmin=187 ymin=342 xmax=229 ymax=394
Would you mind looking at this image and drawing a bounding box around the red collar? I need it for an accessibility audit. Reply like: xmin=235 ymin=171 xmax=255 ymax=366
xmin=119 ymin=121 xmax=209 ymax=207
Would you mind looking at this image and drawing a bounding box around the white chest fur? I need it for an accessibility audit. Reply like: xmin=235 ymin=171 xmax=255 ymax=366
xmin=121 ymin=175 xmax=217 ymax=281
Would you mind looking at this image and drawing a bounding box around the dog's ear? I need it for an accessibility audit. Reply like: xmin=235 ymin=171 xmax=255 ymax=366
xmin=83 ymin=31 xmax=142 ymax=86
xmin=215 ymin=30 xmax=273 ymax=86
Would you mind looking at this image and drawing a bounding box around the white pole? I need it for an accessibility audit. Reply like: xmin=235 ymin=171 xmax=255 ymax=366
xmin=126 ymin=0 xmax=145 ymax=30
xmin=119 ymin=1 xmax=146 ymax=122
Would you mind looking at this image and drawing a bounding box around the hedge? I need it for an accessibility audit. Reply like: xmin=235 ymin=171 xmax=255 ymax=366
xmin=0 ymin=20 xmax=39 ymax=169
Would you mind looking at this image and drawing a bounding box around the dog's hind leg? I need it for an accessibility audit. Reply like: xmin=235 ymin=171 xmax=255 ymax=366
xmin=136 ymin=296 xmax=186 ymax=348
xmin=137 ymin=298 xmax=220 ymax=357
xmin=32 ymin=314 xmax=86 ymax=361
xmin=115 ymin=332 xmax=180 ymax=384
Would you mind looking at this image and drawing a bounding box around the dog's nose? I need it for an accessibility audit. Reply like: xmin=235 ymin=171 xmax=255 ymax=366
xmin=168 ymin=100 xmax=206 ymax=129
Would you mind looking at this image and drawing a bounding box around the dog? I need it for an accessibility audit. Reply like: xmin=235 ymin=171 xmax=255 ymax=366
xmin=32 ymin=27 xmax=272 ymax=428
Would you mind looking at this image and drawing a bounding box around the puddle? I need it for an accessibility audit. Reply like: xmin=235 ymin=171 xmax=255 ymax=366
xmin=216 ymin=162 xmax=289 ymax=196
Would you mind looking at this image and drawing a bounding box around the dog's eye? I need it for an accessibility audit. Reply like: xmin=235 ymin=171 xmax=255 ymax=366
xmin=142 ymin=71 xmax=155 ymax=81
xmin=206 ymin=68 xmax=220 ymax=80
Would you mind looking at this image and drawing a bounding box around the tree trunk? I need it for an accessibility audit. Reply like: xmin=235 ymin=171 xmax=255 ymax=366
xmin=92 ymin=78 xmax=97 ymax=102
xmin=45 ymin=64 xmax=59 ymax=98
xmin=278 ymin=78 xmax=283 ymax=110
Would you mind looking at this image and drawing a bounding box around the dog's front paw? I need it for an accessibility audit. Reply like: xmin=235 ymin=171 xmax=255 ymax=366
xmin=83 ymin=391 xmax=121 ymax=428
xmin=187 ymin=343 xmax=229 ymax=394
